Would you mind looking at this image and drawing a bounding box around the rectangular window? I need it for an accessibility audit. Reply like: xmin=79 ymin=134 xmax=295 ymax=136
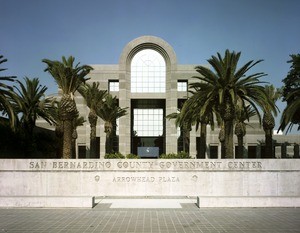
xmin=109 ymin=80 xmax=119 ymax=92
xmin=133 ymin=108 xmax=164 ymax=136
xmin=78 ymin=145 xmax=86 ymax=159
xmin=248 ymin=146 xmax=257 ymax=158
xmin=209 ymin=145 xmax=218 ymax=159
xmin=177 ymin=80 xmax=188 ymax=92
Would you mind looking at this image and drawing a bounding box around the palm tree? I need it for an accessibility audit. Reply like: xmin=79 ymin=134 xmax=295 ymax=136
xmin=166 ymin=111 xmax=191 ymax=154
xmin=279 ymin=54 xmax=300 ymax=132
xmin=78 ymin=82 xmax=107 ymax=158
xmin=280 ymin=89 xmax=300 ymax=132
xmin=96 ymin=94 xmax=127 ymax=154
xmin=43 ymin=56 xmax=93 ymax=159
xmin=13 ymin=78 xmax=54 ymax=137
xmin=47 ymin=101 xmax=63 ymax=158
xmin=184 ymin=83 xmax=218 ymax=158
xmin=262 ymin=85 xmax=280 ymax=158
xmin=72 ymin=116 xmax=85 ymax=158
xmin=12 ymin=77 xmax=55 ymax=155
xmin=193 ymin=50 xmax=268 ymax=158
xmin=234 ymin=105 xmax=258 ymax=158
xmin=0 ymin=55 xmax=18 ymax=129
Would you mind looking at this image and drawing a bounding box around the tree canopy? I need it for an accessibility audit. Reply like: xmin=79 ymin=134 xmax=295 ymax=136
xmin=279 ymin=54 xmax=300 ymax=132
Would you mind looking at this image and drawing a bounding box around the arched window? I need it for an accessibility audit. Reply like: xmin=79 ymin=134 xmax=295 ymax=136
xmin=131 ymin=49 xmax=166 ymax=93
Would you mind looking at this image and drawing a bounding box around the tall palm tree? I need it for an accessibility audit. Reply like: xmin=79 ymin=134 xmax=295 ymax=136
xmin=12 ymin=77 xmax=55 ymax=155
xmin=234 ymin=105 xmax=258 ymax=158
xmin=262 ymin=85 xmax=280 ymax=158
xmin=193 ymin=50 xmax=268 ymax=158
xmin=47 ymin=101 xmax=63 ymax=158
xmin=184 ymin=83 xmax=218 ymax=158
xmin=0 ymin=55 xmax=18 ymax=129
xmin=96 ymin=94 xmax=127 ymax=154
xmin=78 ymin=82 xmax=107 ymax=158
xmin=43 ymin=56 xmax=92 ymax=159
xmin=279 ymin=54 xmax=300 ymax=132
xmin=166 ymin=111 xmax=191 ymax=154
xmin=280 ymin=89 xmax=300 ymax=132
xmin=72 ymin=116 xmax=85 ymax=158
xmin=13 ymin=78 xmax=54 ymax=138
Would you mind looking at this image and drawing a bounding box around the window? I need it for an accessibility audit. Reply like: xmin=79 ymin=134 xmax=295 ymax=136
xmin=131 ymin=49 xmax=166 ymax=93
xmin=177 ymin=80 xmax=187 ymax=92
xmin=109 ymin=80 xmax=119 ymax=92
xmin=133 ymin=109 xmax=163 ymax=136
xmin=209 ymin=145 xmax=218 ymax=159
xmin=78 ymin=145 xmax=86 ymax=159
xmin=248 ymin=146 xmax=257 ymax=158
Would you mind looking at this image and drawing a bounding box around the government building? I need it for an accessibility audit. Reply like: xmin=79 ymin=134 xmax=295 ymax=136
xmin=40 ymin=36 xmax=300 ymax=159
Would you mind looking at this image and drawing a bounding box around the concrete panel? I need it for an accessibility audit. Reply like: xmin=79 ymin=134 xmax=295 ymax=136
xmin=0 ymin=159 xmax=299 ymax=207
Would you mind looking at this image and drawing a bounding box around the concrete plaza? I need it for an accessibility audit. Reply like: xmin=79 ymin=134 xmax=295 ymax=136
xmin=0 ymin=206 xmax=299 ymax=233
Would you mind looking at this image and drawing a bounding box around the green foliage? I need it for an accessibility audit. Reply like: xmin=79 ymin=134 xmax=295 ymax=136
xmin=0 ymin=55 xmax=18 ymax=129
xmin=42 ymin=56 xmax=93 ymax=95
xmin=280 ymin=54 xmax=300 ymax=132
xmin=104 ymin=152 xmax=125 ymax=159
xmin=126 ymin=153 xmax=139 ymax=159
xmin=191 ymin=49 xmax=268 ymax=158
xmin=159 ymin=152 xmax=191 ymax=159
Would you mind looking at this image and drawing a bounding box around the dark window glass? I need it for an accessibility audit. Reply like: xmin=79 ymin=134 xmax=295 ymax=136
xmin=209 ymin=145 xmax=218 ymax=159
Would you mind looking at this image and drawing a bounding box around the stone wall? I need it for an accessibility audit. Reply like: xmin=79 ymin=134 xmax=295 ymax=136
xmin=0 ymin=159 xmax=299 ymax=207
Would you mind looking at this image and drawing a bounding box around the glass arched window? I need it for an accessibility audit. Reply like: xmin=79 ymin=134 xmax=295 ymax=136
xmin=131 ymin=49 xmax=166 ymax=93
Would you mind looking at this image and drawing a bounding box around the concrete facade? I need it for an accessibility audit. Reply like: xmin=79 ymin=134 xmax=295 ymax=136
xmin=0 ymin=159 xmax=299 ymax=208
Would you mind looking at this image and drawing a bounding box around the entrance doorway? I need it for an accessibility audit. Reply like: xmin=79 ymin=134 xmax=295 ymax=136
xmin=131 ymin=99 xmax=165 ymax=157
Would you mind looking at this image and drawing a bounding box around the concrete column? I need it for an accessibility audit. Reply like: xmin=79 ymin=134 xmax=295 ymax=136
xmin=190 ymin=126 xmax=197 ymax=158
xmin=281 ymin=143 xmax=287 ymax=158
xmin=256 ymin=144 xmax=261 ymax=158
xmin=99 ymin=120 xmax=106 ymax=158
xmin=217 ymin=144 xmax=222 ymax=159
xmin=243 ymin=143 xmax=248 ymax=159
xmin=118 ymin=73 xmax=131 ymax=156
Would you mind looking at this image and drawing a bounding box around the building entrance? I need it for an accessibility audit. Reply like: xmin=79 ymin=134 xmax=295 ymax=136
xmin=131 ymin=99 xmax=165 ymax=157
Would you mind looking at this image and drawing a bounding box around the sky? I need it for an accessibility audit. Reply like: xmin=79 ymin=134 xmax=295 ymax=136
xmin=1 ymin=0 xmax=300 ymax=133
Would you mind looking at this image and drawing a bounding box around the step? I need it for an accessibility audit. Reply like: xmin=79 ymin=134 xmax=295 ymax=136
xmin=94 ymin=196 xmax=196 ymax=209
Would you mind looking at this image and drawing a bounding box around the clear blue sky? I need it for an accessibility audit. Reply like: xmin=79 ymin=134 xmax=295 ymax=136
xmin=1 ymin=0 xmax=300 ymax=133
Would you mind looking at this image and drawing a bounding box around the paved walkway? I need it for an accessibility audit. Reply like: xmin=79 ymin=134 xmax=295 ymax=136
xmin=0 ymin=206 xmax=299 ymax=233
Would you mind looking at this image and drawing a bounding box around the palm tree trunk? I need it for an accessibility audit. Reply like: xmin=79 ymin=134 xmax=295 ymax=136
xmin=89 ymin=112 xmax=97 ymax=158
xmin=63 ymin=120 xmax=73 ymax=159
xmin=224 ymin=120 xmax=234 ymax=158
xmin=23 ymin=121 xmax=35 ymax=156
xmin=182 ymin=128 xmax=190 ymax=154
xmin=90 ymin=132 xmax=97 ymax=158
xmin=71 ymin=128 xmax=77 ymax=159
xmin=237 ymin=136 xmax=243 ymax=158
xmin=265 ymin=129 xmax=273 ymax=158
xmin=55 ymin=124 xmax=63 ymax=158
xmin=105 ymin=133 xmax=113 ymax=154
xmin=199 ymin=122 xmax=207 ymax=158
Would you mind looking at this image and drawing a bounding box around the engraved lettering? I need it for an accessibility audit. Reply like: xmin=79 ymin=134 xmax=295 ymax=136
xmin=159 ymin=162 xmax=164 ymax=169
xmin=64 ymin=162 xmax=69 ymax=169
xmin=70 ymin=162 xmax=75 ymax=169
xmin=257 ymin=162 xmax=262 ymax=168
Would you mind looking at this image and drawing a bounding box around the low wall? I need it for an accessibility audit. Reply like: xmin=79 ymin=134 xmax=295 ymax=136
xmin=0 ymin=159 xmax=299 ymax=207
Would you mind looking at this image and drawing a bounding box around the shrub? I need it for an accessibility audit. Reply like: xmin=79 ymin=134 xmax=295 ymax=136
xmin=177 ymin=151 xmax=191 ymax=159
xmin=104 ymin=152 xmax=125 ymax=159
xmin=126 ymin=153 xmax=139 ymax=159
xmin=159 ymin=151 xmax=191 ymax=159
